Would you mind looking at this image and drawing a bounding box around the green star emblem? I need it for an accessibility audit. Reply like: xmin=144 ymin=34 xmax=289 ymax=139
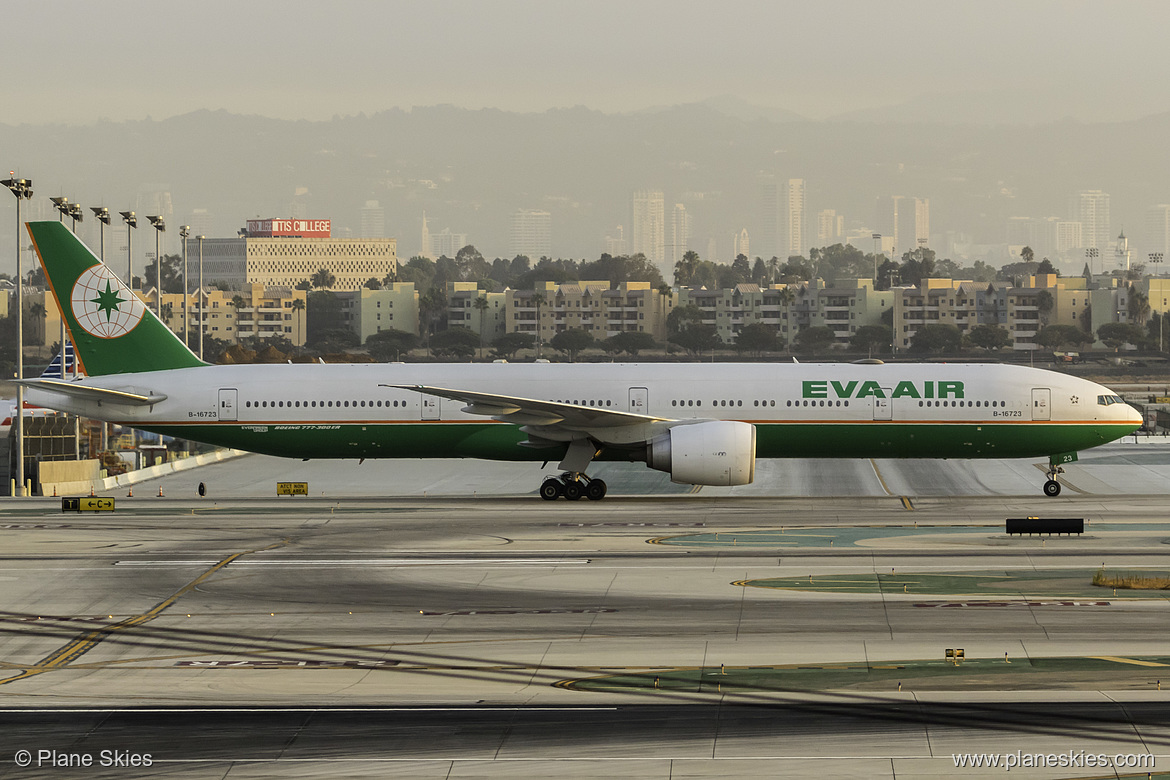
xmin=90 ymin=280 xmax=126 ymax=323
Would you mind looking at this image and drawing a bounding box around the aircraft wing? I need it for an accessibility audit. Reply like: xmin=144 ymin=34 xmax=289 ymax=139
xmin=383 ymin=384 xmax=670 ymax=428
xmin=16 ymin=378 xmax=167 ymax=407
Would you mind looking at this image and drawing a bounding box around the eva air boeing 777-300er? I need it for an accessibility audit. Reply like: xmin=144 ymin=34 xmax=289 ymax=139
xmin=20 ymin=220 xmax=1141 ymax=500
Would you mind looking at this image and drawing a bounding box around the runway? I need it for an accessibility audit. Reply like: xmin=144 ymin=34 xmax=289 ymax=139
xmin=1 ymin=444 xmax=1169 ymax=777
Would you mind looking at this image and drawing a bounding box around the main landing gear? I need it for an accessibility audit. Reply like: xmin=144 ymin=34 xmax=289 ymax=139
xmin=540 ymin=473 xmax=608 ymax=502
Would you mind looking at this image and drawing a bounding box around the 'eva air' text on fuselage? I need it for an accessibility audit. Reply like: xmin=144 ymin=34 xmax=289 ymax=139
xmin=802 ymin=380 xmax=965 ymax=400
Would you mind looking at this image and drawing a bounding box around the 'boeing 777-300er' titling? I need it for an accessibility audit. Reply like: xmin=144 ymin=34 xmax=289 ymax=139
xmin=19 ymin=221 xmax=1141 ymax=500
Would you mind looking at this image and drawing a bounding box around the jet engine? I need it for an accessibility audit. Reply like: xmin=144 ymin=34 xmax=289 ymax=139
xmin=646 ymin=420 xmax=756 ymax=486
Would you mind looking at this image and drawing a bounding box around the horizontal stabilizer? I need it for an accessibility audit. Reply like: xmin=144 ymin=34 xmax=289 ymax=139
xmin=17 ymin=378 xmax=167 ymax=406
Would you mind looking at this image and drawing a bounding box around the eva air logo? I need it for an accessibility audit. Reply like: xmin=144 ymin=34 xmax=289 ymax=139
xmin=70 ymin=265 xmax=146 ymax=339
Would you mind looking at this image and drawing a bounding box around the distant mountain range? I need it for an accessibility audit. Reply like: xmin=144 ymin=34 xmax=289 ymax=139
xmin=2 ymin=99 xmax=1168 ymax=269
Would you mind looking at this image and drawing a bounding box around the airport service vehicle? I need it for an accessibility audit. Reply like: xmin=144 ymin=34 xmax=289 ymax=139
xmin=20 ymin=221 xmax=1141 ymax=500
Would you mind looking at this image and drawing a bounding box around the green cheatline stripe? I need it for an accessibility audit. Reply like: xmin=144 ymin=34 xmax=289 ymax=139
xmin=734 ymin=569 xmax=1170 ymax=597
xmin=559 ymin=655 xmax=1170 ymax=693
xmin=137 ymin=420 xmax=1137 ymax=462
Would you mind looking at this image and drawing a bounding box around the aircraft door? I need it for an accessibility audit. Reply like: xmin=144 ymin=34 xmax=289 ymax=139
xmin=421 ymin=395 xmax=440 ymax=420
xmin=1032 ymin=388 xmax=1050 ymax=421
xmin=218 ymin=388 xmax=238 ymax=421
xmin=628 ymin=387 xmax=648 ymax=414
xmin=872 ymin=388 xmax=892 ymax=421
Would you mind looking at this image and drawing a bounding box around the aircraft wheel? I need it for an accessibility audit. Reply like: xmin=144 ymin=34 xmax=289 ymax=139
xmin=563 ymin=480 xmax=584 ymax=501
xmin=540 ymin=478 xmax=564 ymax=501
xmin=1043 ymin=479 xmax=1061 ymax=497
xmin=585 ymin=478 xmax=607 ymax=501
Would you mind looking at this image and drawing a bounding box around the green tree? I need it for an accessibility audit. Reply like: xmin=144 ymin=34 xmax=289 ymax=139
xmin=604 ymin=330 xmax=657 ymax=356
xmin=909 ymin=323 xmax=963 ymax=354
xmin=429 ymin=326 xmax=480 ymax=359
xmin=674 ymin=250 xmax=702 ymax=286
xmin=795 ymin=325 xmax=836 ymax=354
xmin=734 ymin=322 xmax=779 ymax=356
xmin=491 ymin=331 xmax=534 ymax=360
xmin=850 ymin=324 xmax=892 ymax=355
xmin=965 ymin=323 xmax=1012 ymax=351
xmin=1129 ymin=285 xmax=1151 ymax=326
xmin=899 ymin=247 xmax=937 ymax=287
xmin=1035 ymin=289 xmax=1055 ymax=325
xmin=366 ymin=328 xmax=419 ymax=361
xmin=1035 ymin=324 xmax=1094 ymax=350
xmin=306 ymin=290 xmax=343 ymax=342
xmin=1097 ymin=321 xmax=1146 ymax=350
xmin=363 ymin=277 xmax=382 ymax=290
xmin=550 ymin=328 xmax=594 ymax=361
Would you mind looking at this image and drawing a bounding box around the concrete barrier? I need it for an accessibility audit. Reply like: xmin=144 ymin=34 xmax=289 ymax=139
xmin=95 ymin=449 xmax=248 ymax=494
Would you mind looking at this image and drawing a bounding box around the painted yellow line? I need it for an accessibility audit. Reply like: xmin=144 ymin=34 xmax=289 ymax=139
xmin=0 ymin=539 xmax=289 ymax=686
xmin=1088 ymin=656 xmax=1170 ymax=667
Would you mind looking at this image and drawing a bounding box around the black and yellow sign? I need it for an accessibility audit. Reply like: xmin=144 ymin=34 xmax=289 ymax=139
xmin=61 ymin=497 xmax=116 ymax=512
xmin=276 ymin=482 xmax=308 ymax=496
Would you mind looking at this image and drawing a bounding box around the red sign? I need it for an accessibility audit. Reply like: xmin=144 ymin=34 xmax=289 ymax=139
xmin=245 ymin=219 xmax=331 ymax=238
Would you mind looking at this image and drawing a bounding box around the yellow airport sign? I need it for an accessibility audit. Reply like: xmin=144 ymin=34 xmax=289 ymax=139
xmin=61 ymin=497 xmax=116 ymax=512
xmin=277 ymin=482 xmax=308 ymax=496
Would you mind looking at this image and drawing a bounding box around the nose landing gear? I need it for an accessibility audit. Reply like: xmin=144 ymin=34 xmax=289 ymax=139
xmin=1043 ymin=465 xmax=1064 ymax=497
xmin=539 ymin=472 xmax=608 ymax=501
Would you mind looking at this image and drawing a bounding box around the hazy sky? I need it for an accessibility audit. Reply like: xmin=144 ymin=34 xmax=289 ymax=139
xmin=7 ymin=0 xmax=1170 ymax=124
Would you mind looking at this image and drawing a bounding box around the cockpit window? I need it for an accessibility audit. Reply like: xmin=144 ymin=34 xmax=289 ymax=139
xmin=1097 ymin=394 xmax=1125 ymax=406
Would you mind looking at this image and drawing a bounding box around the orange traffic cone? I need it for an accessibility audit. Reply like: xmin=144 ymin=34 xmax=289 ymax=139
xmin=157 ymin=485 xmax=164 ymax=497
xmin=52 ymin=485 xmax=57 ymax=497
xmin=127 ymin=486 xmax=133 ymax=497
xmin=89 ymin=485 xmax=95 ymax=497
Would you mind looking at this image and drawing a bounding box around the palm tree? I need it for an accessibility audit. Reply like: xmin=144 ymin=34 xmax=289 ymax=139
xmin=1129 ymin=286 xmax=1151 ymax=326
xmin=530 ymin=291 xmax=546 ymax=358
xmin=290 ymin=298 xmax=306 ymax=345
xmin=473 ymin=295 xmax=490 ymax=359
xmin=778 ymin=286 xmax=796 ymax=351
xmin=311 ymin=268 xmax=336 ymax=290
xmin=763 ymin=256 xmax=779 ymax=286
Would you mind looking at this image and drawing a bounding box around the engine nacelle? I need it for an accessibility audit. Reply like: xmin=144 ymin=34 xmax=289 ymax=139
xmin=646 ymin=421 xmax=756 ymax=486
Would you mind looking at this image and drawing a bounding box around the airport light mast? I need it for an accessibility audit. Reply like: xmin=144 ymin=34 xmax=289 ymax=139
xmin=179 ymin=225 xmax=190 ymax=347
xmin=4 ymin=175 xmax=33 ymax=496
xmin=119 ymin=211 xmax=137 ymax=288
xmin=146 ymin=215 xmax=165 ymax=317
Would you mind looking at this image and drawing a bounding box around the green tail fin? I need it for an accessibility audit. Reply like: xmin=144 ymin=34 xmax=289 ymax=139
xmin=26 ymin=221 xmax=207 ymax=376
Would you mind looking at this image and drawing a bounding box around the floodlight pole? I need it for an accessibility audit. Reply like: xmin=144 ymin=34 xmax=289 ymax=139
xmin=4 ymin=177 xmax=33 ymax=496
xmin=179 ymin=225 xmax=190 ymax=347
xmin=197 ymin=235 xmax=205 ymax=360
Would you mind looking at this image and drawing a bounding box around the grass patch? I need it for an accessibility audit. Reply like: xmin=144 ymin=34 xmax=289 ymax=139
xmin=1093 ymin=569 xmax=1170 ymax=590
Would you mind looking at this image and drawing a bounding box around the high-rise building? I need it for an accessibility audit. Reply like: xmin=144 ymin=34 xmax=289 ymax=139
xmin=430 ymin=228 xmax=468 ymax=259
xmin=604 ymin=225 xmax=628 ymax=256
xmin=913 ymin=198 xmax=930 ymax=248
xmin=510 ymin=209 xmax=552 ymax=260
xmin=669 ymin=203 xmax=691 ymax=267
xmin=816 ymin=209 xmax=842 ymax=245
xmin=1145 ymin=204 xmax=1170 ymax=259
xmin=1056 ymin=221 xmax=1084 ymax=253
xmin=785 ymin=179 xmax=805 ymax=257
xmin=360 ymin=200 xmax=385 ymax=238
xmin=631 ymin=190 xmax=665 ymax=269
xmin=1070 ymin=190 xmax=1111 ymax=251
xmin=733 ymin=228 xmax=750 ymax=259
